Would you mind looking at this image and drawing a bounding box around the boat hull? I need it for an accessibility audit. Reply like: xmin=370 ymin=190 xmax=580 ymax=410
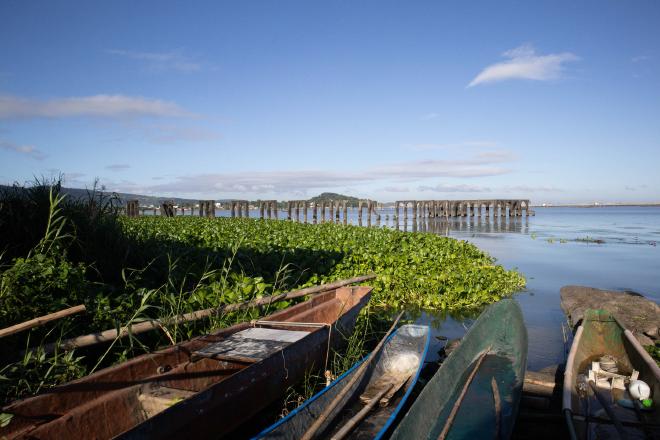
xmin=1 ymin=286 xmax=372 ymax=440
xmin=254 ymin=324 xmax=430 ymax=440
xmin=563 ymin=309 xmax=660 ymax=439
xmin=390 ymin=298 xmax=527 ymax=440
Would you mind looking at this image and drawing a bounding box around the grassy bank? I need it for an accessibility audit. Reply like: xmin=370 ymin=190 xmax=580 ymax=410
xmin=0 ymin=183 xmax=524 ymax=405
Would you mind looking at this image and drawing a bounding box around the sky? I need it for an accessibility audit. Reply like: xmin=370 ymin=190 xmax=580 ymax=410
xmin=1 ymin=1 xmax=659 ymax=204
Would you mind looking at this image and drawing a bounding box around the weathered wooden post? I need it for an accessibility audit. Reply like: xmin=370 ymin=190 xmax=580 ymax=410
xmin=126 ymin=199 xmax=139 ymax=217
xmin=358 ymin=200 xmax=364 ymax=223
xmin=312 ymin=202 xmax=318 ymax=224
xmin=161 ymin=202 xmax=174 ymax=217
xmin=287 ymin=201 xmax=292 ymax=220
xmin=342 ymin=201 xmax=348 ymax=223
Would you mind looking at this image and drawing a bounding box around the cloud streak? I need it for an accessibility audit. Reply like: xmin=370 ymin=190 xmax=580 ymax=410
xmin=468 ymin=44 xmax=579 ymax=87
xmin=127 ymin=151 xmax=514 ymax=196
xmin=105 ymin=164 xmax=131 ymax=172
xmin=107 ymin=49 xmax=202 ymax=72
xmin=418 ymin=183 xmax=490 ymax=193
xmin=0 ymin=139 xmax=46 ymax=160
xmin=0 ymin=94 xmax=192 ymax=119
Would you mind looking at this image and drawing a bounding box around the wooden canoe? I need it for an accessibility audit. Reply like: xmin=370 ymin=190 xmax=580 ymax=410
xmin=254 ymin=324 xmax=430 ymax=439
xmin=563 ymin=309 xmax=660 ymax=440
xmin=0 ymin=285 xmax=372 ymax=440
xmin=390 ymin=298 xmax=528 ymax=440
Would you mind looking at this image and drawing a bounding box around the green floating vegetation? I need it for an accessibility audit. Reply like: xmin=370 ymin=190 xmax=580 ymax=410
xmin=575 ymin=236 xmax=605 ymax=244
xmin=121 ymin=216 xmax=526 ymax=311
xmin=646 ymin=344 xmax=660 ymax=366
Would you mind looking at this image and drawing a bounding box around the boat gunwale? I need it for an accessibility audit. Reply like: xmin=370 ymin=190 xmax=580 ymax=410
xmin=375 ymin=324 xmax=431 ymax=440
xmin=252 ymin=323 xmax=431 ymax=440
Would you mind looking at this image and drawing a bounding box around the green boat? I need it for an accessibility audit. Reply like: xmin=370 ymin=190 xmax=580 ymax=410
xmin=390 ymin=298 xmax=527 ymax=440
xmin=563 ymin=309 xmax=660 ymax=440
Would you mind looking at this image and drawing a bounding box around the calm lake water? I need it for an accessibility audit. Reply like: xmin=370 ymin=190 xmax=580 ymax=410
xmin=398 ymin=206 xmax=660 ymax=370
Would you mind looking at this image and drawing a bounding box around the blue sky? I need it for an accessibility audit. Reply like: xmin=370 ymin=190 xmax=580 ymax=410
xmin=1 ymin=1 xmax=658 ymax=203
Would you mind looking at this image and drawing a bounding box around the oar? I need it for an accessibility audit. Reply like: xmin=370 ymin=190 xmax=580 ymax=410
xmin=333 ymin=370 xmax=415 ymax=440
xmin=588 ymin=381 xmax=628 ymax=440
xmin=437 ymin=347 xmax=490 ymax=440
xmin=330 ymin=383 xmax=394 ymax=440
xmin=491 ymin=377 xmax=501 ymax=440
xmin=0 ymin=305 xmax=86 ymax=339
xmin=300 ymin=311 xmax=405 ymax=440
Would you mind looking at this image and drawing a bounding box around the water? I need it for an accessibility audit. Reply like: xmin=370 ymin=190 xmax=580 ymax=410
xmin=402 ymin=207 xmax=660 ymax=371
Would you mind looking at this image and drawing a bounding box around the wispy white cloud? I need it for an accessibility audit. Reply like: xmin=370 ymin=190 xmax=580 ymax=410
xmin=107 ymin=49 xmax=202 ymax=73
xmin=631 ymin=55 xmax=651 ymax=63
xmin=0 ymin=94 xmax=192 ymax=119
xmin=105 ymin=164 xmax=131 ymax=172
xmin=418 ymin=183 xmax=562 ymax=194
xmin=418 ymin=183 xmax=490 ymax=193
xmin=406 ymin=140 xmax=498 ymax=152
xmin=116 ymin=151 xmax=514 ymax=196
xmin=380 ymin=186 xmax=410 ymax=193
xmin=468 ymin=44 xmax=579 ymax=87
xmin=501 ymin=185 xmax=562 ymax=193
xmin=144 ymin=124 xmax=221 ymax=144
xmin=421 ymin=113 xmax=439 ymax=121
xmin=0 ymin=139 xmax=46 ymax=160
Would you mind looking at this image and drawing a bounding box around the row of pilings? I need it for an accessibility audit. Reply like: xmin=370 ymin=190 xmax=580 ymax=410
xmin=123 ymin=199 xmax=533 ymax=222
xmin=394 ymin=199 xmax=533 ymax=219
xmin=122 ymin=199 xmax=381 ymax=223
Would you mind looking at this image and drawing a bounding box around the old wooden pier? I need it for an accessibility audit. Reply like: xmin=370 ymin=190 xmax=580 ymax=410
xmin=123 ymin=199 xmax=534 ymax=225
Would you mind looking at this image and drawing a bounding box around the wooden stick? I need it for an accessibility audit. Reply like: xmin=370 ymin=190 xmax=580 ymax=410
xmin=588 ymin=381 xmax=629 ymax=440
xmin=491 ymin=377 xmax=501 ymax=440
xmin=437 ymin=348 xmax=490 ymax=440
xmin=301 ymin=311 xmax=404 ymax=440
xmin=40 ymin=275 xmax=375 ymax=353
xmin=0 ymin=305 xmax=86 ymax=339
xmin=331 ymin=384 xmax=394 ymax=440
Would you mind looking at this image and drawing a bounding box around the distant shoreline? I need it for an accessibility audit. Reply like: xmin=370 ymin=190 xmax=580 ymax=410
xmin=532 ymin=203 xmax=660 ymax=208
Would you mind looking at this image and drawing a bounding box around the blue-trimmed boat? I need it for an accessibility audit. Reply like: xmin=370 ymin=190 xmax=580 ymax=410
xmin=254 ymin=324 xmax=430 ymax=440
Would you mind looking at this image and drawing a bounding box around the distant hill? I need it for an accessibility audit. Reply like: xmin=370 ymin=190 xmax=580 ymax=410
xmin=308 ymin=192 xmax=361 ymax=205
xmin=0 ymin=185 xmax=364 ymax=208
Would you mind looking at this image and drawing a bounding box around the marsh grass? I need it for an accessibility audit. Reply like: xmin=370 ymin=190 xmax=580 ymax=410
xmin=0 ymin=182 xmax=307 ymax=404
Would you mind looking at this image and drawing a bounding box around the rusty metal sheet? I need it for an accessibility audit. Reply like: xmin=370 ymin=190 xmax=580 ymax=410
xmin=191 ymin=328 xmax=310 ymax=362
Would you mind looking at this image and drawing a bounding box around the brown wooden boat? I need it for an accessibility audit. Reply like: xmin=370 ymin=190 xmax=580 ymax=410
xmin=1 ymin=285 xmax=372 ymax=440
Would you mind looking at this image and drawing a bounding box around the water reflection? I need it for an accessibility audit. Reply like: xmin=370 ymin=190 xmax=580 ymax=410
xmin=392 ymin=217 xmax=530 ymax=235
